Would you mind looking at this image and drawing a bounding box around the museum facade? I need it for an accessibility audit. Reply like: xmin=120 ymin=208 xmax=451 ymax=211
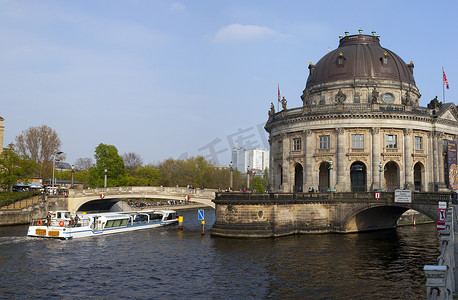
xmin=265 ymin=32 xmax=458 ymax=193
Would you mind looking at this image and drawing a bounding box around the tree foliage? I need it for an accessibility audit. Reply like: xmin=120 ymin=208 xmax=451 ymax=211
xmin=74 ymin=157 xmax=93 ymax=171
xmin=88 ymin=143 xmax=127 ymax=187
xmin=156 ymin=156 xmax=244 ymax=189
xmin=0 ymin=144 xmax=37 ymax=191
xmin=14 ymin=125 xmax=63 ymax=180
xmin=126 ymin=165 xmax=161 ymax=186
xmin=251 ymin=176 xmax=268 ymax=193
xmin=123 ymin=152 xmax=143 ymax=175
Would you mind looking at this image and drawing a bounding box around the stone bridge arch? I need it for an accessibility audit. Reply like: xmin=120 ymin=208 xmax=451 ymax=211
xmin=339 ymin=202 xmax=438 ymax=233
xmin=66 ymin=186 xmax=216 ymax=213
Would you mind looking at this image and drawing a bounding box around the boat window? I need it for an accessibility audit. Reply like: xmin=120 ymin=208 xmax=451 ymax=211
xmin=167 ymin=213 xmax=176 ymax=220
xmin=149 ymin=214 xmax=163 ymax=221
xmin=106 ymin=220 xmax=114 ymax=228
xmin=57 ymin=212 xmax=61 ymax=218
xmin=64 ymin=212 xmax=70 ymax=218
xmin=112 ymin=219 xmax=121 ymax=227
xmin=120 ymin=219 xmax=128 ymax=226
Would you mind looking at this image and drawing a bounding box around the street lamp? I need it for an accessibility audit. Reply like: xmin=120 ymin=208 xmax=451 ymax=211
xmin=247 ymin=165 xmax=251 ymax=190
xmin=52 ymin=151 xmax=63 ymax=188
xmin=379 ymin=162 xmax=384 ymax=191
xmin=71 ymin=164 xmax=75 ymax=189
xmin=104 ymin=169 xmax=108 ymax=188
xmin=229 ymin=161 xmax=233 ymax=190
xmin=327 ymin=159 xmax=336 ymax=192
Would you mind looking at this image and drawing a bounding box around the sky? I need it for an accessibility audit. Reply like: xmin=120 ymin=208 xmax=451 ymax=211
xmin=1 ymin=0 xmax=458 ymax=167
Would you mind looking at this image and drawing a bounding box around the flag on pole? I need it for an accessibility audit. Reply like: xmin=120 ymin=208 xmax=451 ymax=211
xmin=278 ymin=84 xmax=281 ymax=102
xmin=443 ymin=69 xmax=449 ymax=89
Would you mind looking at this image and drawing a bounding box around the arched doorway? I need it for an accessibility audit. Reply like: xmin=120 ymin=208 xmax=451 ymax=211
xmin=414 ymin=162 xmax=424 ymax=192
xmin=384 ymin=161 xmax=400 ymax=191
xmin=319 ymin=162 xmax=330 ymax=192
xmin=350 ymin=162 xmax=366 ymax=192
xmin=294 ymin=163 xmax=303 ymax=192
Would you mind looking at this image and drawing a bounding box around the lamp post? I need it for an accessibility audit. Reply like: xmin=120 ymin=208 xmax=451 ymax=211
xmin=247 ymin=165 xmax=250 ymax=190
xmin=71 ymin=165 xmax=75 ymax=189
xmin=379 ymin=162 xmax=384 ymax=191
xmin=52 ymin=151 xmax=63 ymax=187
xmin=229 ymin=161 xmax=233 ymax=190
xmin=104 ymin=169 xmax=108 ymax=188
xmin=327 ymin=159 xmax=336 ymax=192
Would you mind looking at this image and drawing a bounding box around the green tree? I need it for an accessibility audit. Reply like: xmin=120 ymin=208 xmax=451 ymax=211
xmin=0 ymin=144 xmax=37 ymax=191
xmin=88 ymin=143 xmax=127 ymax=187
xmin=126 ymin=165 xmax=161 ymax=186
xmin=251 ymin=176 xmax=268 ymax=193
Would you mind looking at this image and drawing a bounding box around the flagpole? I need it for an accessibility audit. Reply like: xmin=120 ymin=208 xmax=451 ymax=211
xmin=443 ymin=67 xmax=446 ymax=103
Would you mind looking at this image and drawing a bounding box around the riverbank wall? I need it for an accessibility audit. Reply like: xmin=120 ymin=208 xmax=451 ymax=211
xmin=0 ymin=197 xmax=67 ymax=226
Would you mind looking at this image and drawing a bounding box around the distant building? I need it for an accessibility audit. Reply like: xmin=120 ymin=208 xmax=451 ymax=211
xmin=231 ymin=147 xmax=269 ymax=174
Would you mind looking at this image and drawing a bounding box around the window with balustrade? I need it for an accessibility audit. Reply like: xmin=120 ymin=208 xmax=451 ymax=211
xmin=351 ymin=134 xmax=364 ymax=148
xmin=414 ymin=136 xmax=422 ymax=150
xmin=320 ymin=135 xmax=330 ymax=149
xmin=386 ymin=134 xmax=397 ymax=148
xmin=293 ymin=137 xmax=302 ymax=151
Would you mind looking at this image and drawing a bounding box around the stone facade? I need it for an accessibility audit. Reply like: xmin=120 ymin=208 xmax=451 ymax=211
xmin=0 ymin=116 xmax=3 ymax=154
xmin=265 ymin=33 xmax=458 ymax=193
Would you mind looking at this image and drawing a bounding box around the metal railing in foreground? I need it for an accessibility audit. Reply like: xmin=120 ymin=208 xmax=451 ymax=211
xmin=424 ymin=207 xmax=455 ymax=300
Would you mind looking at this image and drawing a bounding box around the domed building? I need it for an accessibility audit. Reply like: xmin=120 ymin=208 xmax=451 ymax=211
xmin=265 ymin=31 xmax=458 ymax=193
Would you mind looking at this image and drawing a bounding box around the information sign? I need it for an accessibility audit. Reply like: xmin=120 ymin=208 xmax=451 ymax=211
xmin=394 ymin=189 xmax=412 ymax=203
xmin=198 ymin=209 xmax=204 ymax=221
xmin=374 ymin=192 xmax=381 ymax=200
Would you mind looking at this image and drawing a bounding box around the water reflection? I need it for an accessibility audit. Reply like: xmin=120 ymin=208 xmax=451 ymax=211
xmin=0 ymin=211 xmax=439 ymax=299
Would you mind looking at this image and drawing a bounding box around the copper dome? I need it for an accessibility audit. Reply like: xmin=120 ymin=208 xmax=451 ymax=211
xmin=306 ymin=34 xmax=416 ymax=89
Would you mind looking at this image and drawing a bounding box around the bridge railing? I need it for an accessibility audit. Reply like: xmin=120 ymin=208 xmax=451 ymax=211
xmin=69 ymin=186 xmax=216 ymax=199
xmin=424 ymin=207 xmax=455 ymax=300
xmin=214 ymin=191 xmax=451 ymax=205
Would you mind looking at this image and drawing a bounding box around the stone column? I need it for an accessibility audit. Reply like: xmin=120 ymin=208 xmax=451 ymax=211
xmin=268 ymin=138 xmax=275 ymax=190
xmin=336 ymin=128 xmax=346 ymax=192
xmin=371 ymin=128 xmax=381 ymax=191
xmin=304 ymin=130 xmax=313 ymax=190
xmin=281 ymin=134 xmax=290 ymax=192
xmin=404 ymin=129 xmax=413 ymax=188
xmin=428 ymin=132 xmax=435 ymax=191
xmin=436 ymin=132 xmax=446 ymax=190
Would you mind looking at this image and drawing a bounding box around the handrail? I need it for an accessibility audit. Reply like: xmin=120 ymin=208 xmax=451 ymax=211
xmin=424 ymin=205 xmax=455 ymax=300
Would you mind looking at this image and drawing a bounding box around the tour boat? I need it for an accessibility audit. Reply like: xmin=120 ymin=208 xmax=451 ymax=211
xmin=27 ymin=209 xmax=178 ymax=239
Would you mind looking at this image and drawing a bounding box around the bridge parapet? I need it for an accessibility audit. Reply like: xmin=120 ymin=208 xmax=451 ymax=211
xmin=69 ymin=186 xmax=216 ymax=200
xmin=214 ymin=191 xmax=451 ymax=205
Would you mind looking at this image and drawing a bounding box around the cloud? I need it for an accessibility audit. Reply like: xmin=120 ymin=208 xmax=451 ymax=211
xmin=170 ymin=2 xmax=185 ymax=11
xmin=213 ymin=24 xmax=284 ymax=43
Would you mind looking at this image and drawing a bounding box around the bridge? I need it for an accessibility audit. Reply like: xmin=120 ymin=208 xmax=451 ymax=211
xmin=211 ymin=191 xmax=451 ymax=237
xmin=67 ymin=186 xmax=216 ymax=213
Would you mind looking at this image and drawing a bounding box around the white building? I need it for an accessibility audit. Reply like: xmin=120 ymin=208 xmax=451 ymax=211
xmin=231 ymin=147 xmax=269 ymax=174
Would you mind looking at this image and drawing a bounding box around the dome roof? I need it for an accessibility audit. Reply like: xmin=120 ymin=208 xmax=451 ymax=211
xmin=306 ymin=34 xmax=416 ymax=89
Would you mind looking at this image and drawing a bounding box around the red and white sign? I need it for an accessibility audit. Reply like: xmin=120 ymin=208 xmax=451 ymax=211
xmin=437 ymin=220 xmax=446 ymax=231
xmin=185 ymin=195 xmax=190 ymax=201
xmin=100 ymin=193 xmax=105 ymax=199
xmin=374 ymin=192 xmax=381 ymax=199
xmin=439 ymin=209 xmax=446 ymax=221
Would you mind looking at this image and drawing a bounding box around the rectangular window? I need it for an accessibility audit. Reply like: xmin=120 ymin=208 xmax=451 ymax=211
xmin=354 ymin=92 xmax=360 ymax=103
xmin=386 ymin=134 xmax=397 ymax=148
xmin=352 ymin=134 xmax=364 ymax=148
xmin=415 ymin=136 xmax=422 ymax=150
xmin=320 ymin=135 xmax=330 ymax=149
xmin=293 ymin=138 xmax=302 ymax=151
xmin=278 ymin=141 xmax=283 ymax=153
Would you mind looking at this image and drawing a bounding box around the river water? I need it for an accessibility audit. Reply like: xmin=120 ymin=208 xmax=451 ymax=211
xmin=0 ymin=208 xmax=439 ymax=299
